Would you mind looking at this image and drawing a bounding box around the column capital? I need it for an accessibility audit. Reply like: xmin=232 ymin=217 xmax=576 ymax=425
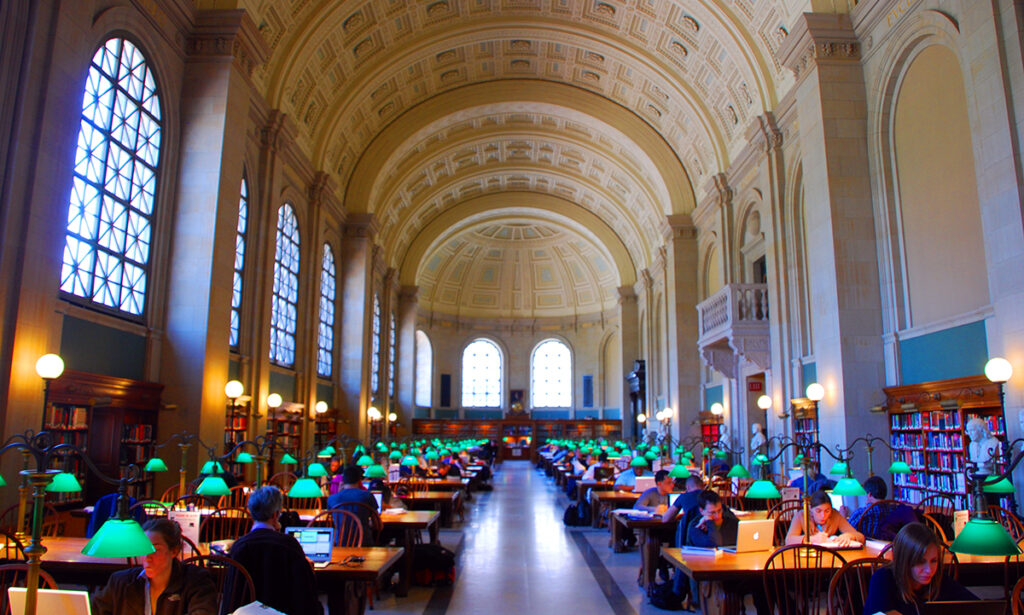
xmin=188 ymin=9 xmax=269 ymax=78
xmin=664 ymin=214 xmax=697 ymax=241
xmin=343 ymin=213 xmax=378 ymax=240
xmin=617 ymin=286 xmax=637 ymax=305
xmin=308 ymin=171 xmax=333 ymax=207
xmin=777 ymin=13 xmax=861 ymax=81
xmin=756 ymin=112 xmax=784 ymax=154
xmin=398 ymin=285 xmax=419 ymax=302
xmin=261 ymin=110 xmax=293 ymax=154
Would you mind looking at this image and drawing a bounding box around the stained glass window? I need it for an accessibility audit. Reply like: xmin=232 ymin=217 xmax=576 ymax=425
xmin=462 ymin=339 xmax=502 ymax=407
xmin=60 ymin=38 xmax=162 ymax=316
xmin=270 ymin=204 xmax=299 ymax=367
xmin=388 ymin=312 xmax=396 ymax=398
xmin=317 ymin=244 xmax=336 ymax=377
xmin=415 ymin=330 xmax=432 ymax=407
xmin=371 ymin=294 xmax=380 ymax=393
xmin=229 ymin=175 xmax=248 ymax=347
xmin=531 ymin=339 xmax=572 ymax=408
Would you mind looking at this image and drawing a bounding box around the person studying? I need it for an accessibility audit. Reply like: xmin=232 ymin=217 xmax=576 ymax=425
xmin=784 ymin=490 xmax=864 ymax=546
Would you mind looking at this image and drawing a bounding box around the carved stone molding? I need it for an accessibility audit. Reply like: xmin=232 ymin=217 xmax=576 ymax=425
xmin=307 ymin=171 xmax=331 ymax=207
xmin=701 ymin=344 xmax=737 ymax=380
xmin=398 ymin=285 xmax=419 ymax=302
xmin=188 ymin=10 xmax=269 ymax=78
xmin=665 ymin=214 xmax=698 ymax=241
xmin=261 ymin=110 xmax=288 ymax=153
xmin=777 ymin=13 xmax=861 ymax=81
xmin=730 ymin=334 xmax=771 ymax=371
xmin=757 ymin=113 xmax=783 ymax=154
xmin=617 ymin=285 xmax=637 ymax=305
xmin=343 ymin=213 xmax=378 ymax=240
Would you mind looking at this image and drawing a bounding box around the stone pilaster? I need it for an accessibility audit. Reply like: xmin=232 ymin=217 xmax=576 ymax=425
xmin=395 ymin=285 xmax=419 ymax=434
xmin=338 ymin=215 xmax=377 ymax=440
xmin=663 ymin=215 xmax=700 ymax=442
xmin=618 ymin=286 xmax=639 ymax=440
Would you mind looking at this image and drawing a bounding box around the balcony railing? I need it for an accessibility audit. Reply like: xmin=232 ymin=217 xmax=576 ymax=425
xmin=698 ymin=283 xmax=770 ymax=340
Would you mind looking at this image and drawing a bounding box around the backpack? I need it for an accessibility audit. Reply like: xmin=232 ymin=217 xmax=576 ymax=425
xmin=648 ymin=582 xmax=684 ymax=611
xmin=562 ymin=500 xmax=591 ymax=527
xmin=412 ymin=543 xmax=456 ymax=586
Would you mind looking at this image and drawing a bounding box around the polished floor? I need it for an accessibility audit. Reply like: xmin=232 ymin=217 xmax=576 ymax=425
xmin=371 ymin=460 xmax=664 ymax=615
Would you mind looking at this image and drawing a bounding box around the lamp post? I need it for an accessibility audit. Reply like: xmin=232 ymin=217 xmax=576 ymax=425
xmin=368 ymin=404 xmax=382 ymax=441
xmin=985 ymin=357 xmax=1013 ymax=432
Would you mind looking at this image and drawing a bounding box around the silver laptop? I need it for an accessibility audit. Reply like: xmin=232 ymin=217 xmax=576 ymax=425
xmin=371 ymin=491 xmax=384 ymax=510
xmin=285 ymin=526 xmax=334 ymax=563
xmin=634 ymin=476 xmax=656 ymax=492
xmin=8 ymin=588 xmax=91 ymax=615
xmin=720 ymin=519 xmax=775 ymax=553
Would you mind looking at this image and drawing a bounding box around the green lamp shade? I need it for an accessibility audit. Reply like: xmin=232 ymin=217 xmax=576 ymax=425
xmin=236 ymin=452 xmax=253 ymax=464
xmin=702 ymin=447 xmax=710 ymax=455
xmin=410 ymin=448 xmax=423 ymax=456
xmin=649 ymin=445 xmax=661 ymax=453
xmin=0 ymin=473 xmax=5 ymax=487
xmin=316 ymin=448 xmax=333 ymax=458
xmin=644 ymin=451 xmax=657 ymax=461
xmin=196 ymin=475 xmax=231 ymax=496
xmin=307 ymin=463 xmax=328 ymax=478
xmin=682 ymin=451 xmax=695 ymax=459
xmin=425 ymin=450 xmax=440 ymax=460
xmin=714 ymin=450 xmax=728 ymax=460
xmin=746 ymin=480 xmax=781 ymax=499
xmin=145 ymin=457 xmax=168 ymax=472
xmin=354 ymin=445 xmax=366 ymax=455
xmin=45 ymin=472 xmax=82 ymax=493
xmin=832 ymin=477 xmax=867 ymax=496
xmin=727 ymin=464 xmax=751 ymax=478
xmin=793 ymin=454 xmax=806 ymax=465
xmin=630 ymin=456 xmax=649 ymax=468
xmin=887 ymin=460 xmax=911 ymax=474
xmin=201 ymin=461 xmax=224 ymax=474
xmin=950 ymin=518 xmax=1023 ymax=556
xmin=401 ymin=455 xmax=420 ymax=467
xmin=288 ymin=478 xmax=324 ymax=499
xmin=668 ymin=464 xmax=689 ymax=478
xmin=389 ymin=450 xmax=402 ymax=461
xmin=365 ymin=464 xmax=387 ymax=479
xmin=280 ymin=453 xmax=298 ymax=465
xmin=82 ymin=519 xmax=155 ymax=558
xmin=754 ymin=454 xmax=769 ymax=465
xmin=983 ymin=478 xmax=1015 ymax=494
xmin=324 ymin=445 xmax=337 ymax=455
xmin=356 ymin=454 xmax=375 ymax=467
xmin=638 ymin=443 xmax=649 ymax=451
xmin=828 ymin=461 xmax=848 ymax=476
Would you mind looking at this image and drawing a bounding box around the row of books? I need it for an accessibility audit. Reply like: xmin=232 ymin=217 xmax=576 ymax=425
xmin=226 ymin=416 xmax=248 ymax=430
xmin=891 ymin=410 xmax=962 ymax=430
xmin=966 ymin=413 xmax=1005 ymax=435
xmin=121 ymin=423 xmax=153 ymax=441
xmin=44 ymin=405 xmax=88 ymax=428
xmin=891 ymin=485 xmax=969 ymax=509
xmin=925 ymin=451 xmax=964 ymax=471
xmin=927 ymin=432 xmax=963 ymax=449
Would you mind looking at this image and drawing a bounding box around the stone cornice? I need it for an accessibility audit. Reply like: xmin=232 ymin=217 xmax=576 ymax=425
xmin=188 ymin=9 xmax=269 ymax=78
xmin=664 ymin=214 xmax=697 ymax=241
xmin=777 ymin=13 xmax=861 ymax=82
xmin=343 ymin=213 xmax=378 ymax=240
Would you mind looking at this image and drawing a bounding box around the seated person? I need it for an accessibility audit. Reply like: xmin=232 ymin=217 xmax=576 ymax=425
xmin=662 ymin=475 xmax=703 ymax=523
xmin=93 ymin=518 xmax=218 ymax=615
xmin=221 ymin=486 xmax=323 ymax=615
xmin=613 ymin=463 xmax=647 ymax=492
xmin=845 ymin=476 xmax=917 ymax=541
xmin=581 ymin=451 xmax=612 ymax=480
xmin=785 ymin=490 xmax=864 ymax=546
xmin=863 ymin=522 xmax=977 ymax=615
xmin=788 ymin=462 xmax=836 ymax=494
xmin=327 ymin=465 xmax=379 ymax=545
xmin=634 ymin=469 xmax=674 ymax=514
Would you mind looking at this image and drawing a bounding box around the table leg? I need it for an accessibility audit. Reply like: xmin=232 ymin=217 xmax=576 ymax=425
xmin=611 ymin=515 xmax=624 ymax=552
xmin=640 ymin=528 xmax=657 ymax=594
xmin=429 ymin=520 xmax=440 ymax=545
xmin=590 ymin=495 xmax=601 ymax=528
xmin=395 ymin=529 xmax=414 ymax=598
xmin=699 ymin=581 xmax=742 ymax=615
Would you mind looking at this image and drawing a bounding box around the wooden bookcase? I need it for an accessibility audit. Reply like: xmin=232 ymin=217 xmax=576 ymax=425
xmin=223 ymin=399 xmax=250 ymax=479
xmin=46 ymin=370 xmax=162 ymax=503
xmin=265 ymin=405 xmax=303 ymax=475
xmin=884 ymin=375 xmax=1006 ymax=509
xmin=313 ymin=409 xmax=338 ymax=453
xmin=791 ymin=398 xmax=820 ymax=464
xmin=699 ymin=412 xmax=723 ymax=449
xmin=412 ymin=418 xmax=623 ymax=463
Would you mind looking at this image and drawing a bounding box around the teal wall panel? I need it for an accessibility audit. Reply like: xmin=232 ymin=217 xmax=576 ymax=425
xmin=705 ymin=385 xmax=723 ymax=410
xmin=268 ymin=371 xmax=296 ymax=400
xmin=604 ymin=408 xmax=621 ymax=420
xmin=802 ymin=363 xmax=817 ymax=393
xmin=434 ymin=409 xmax=458 ymax=419
xmin=575 ymin=410 xmax=600 ymax=419
xmin=531 ymin=410 xmax=570 ymax=420
xmin=900 ymin=321 xmax=988 ymax=384
xmin=60 ymin=316 xmax=145 ymax=380
xmin=465 ymin=409 xmax=502 ymax=419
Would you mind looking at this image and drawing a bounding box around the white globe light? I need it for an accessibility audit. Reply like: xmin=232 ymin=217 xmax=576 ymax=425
xmin=367 ymin=405 xmax=382 ymax=420
xmin=637 ymin=413 xmax=647 ymax=423
xmin=985 ymin=357 xmax=1013 ymax=383
xmin=224 ymin=380 xmax=244 ymax=399
xmin=35 ymin=354 xmax=64 ymax=380
xmin=757 ymin=394 xmax=773 ymax=410
xmin=266 ymin=393 xmax=283 ymax=409
xmin=663 ymin=407 xmax=674 ymax=419
xmin=709 ymin=402 xmax=724 ymax=416
xmin=805 ymin=383 xmax=825 ymax=402
xmin=388 ymin=412 xmax=397 ymax=422
xmin=314 ymin=400 xmax=328 ymax=414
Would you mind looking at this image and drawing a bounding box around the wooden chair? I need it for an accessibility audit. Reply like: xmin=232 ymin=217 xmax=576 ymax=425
xmin=39 ymin=503 xmax=63 ymax=537
xmin=878 ymin=542 xmax=893 ymax=560
xmin=763 ymin=544 xmax=848 ymax=614
xmin=218 ymin=485 xmax=251 ymax=509
xmin=916 ymin=494 xmax=955 ymax=519
xmin=328 ymin=501 xmax=382 ymax=546
xmin=921 ymin=511 xmax=949 ymax=542
xmin=0 ymin=531 xmax=25 ymax=561
xmin=989 ymin=505 xmax=1024 ymax=542
xmin=160 ymin=482 xmax=195 ymax=503
xmin=129 ymin=499 xmax=169 ymax=521
xmin=827 ymin=556 xmax=886 ymax=615
xmin=0 ymin=563 xmax=58 ymax=615
xmin=401 ymin=478 xmax=429 ymax=495
xmin=182 ymin=554 xmax=256 ymax=613
xmin=266 ymin=472 xmax=297 ymax=491
xmin=285 ymin=495 xmax=324 ymax=511
xmin=307 ymin=509 xmax=364 ymax=546
xmin=1005 ymin=539 xmax=1024 ymax=608
xmin=768 ymin=500 xmax=804 ymax=546
xmin=0 ymin=505 xmax=22 ymax=534
xmin=852 ymin=499 xmax=901 ymax=538
xmin=171 ymin=494 xmax=208 ymax=511
xmin=1011 ymin=560 xmax=1024 ymax=615
xmin=721 ymin=494 xmax=745 ymax=512
xmin=199 ymin=507 xmax=252 ymax=543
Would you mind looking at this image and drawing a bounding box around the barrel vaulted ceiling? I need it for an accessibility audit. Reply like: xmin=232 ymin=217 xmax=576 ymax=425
xmin=211 ymin=0 xmax=812 ymax=318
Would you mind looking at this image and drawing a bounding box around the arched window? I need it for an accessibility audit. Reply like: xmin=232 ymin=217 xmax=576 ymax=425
xmin=531 ymin=339 xmax=572 ymax=408
xmin=269 ymin=204 xmax=299 ymax=367
xmin=415 ymin=330 xmax=432 ymax=407
xmin=229 ymin=175 xmax=248 ymax=347
xmin=317 ymin=244 xmax=336 ymax=378
xmin=370 ymin=294 xmax=380 ymax=393
xmin=462 ymin=339 xmax=502 ymax=407
xmin=61 ymin=38 xmax=162 ymax=316
xmin=388 ymin=312 xmax=396 ymax=398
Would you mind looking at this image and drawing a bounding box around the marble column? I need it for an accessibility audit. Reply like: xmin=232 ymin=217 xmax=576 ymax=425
xmin=618 ymin=286 xmax=639 ymax=441
xmin=396 ymin=285 xmax=419 ymax=436
xmin=338 ymin=215 xmax=377 ymax=440
xmin=663 ymin=215 xmax=700 ymax=443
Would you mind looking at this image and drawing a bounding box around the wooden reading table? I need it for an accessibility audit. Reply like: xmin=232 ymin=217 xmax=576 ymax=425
xmin=398 ymin=491 xmax=460 ymax=527
xmin=380 ymin=509 xmax=440 ymax=597
xmin=589 ymin=490 xmax=639 ymax=528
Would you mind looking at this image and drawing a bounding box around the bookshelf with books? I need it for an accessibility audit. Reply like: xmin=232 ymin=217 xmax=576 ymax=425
xmin=699 ymin=412 xmax=723 ymax=449
xmin=790 ymin=398 xmax=820 ymax=464
xmin=884 ymin=375 xmax=1006 ymax=509
xmin=265 ymin=406 xmax=303 ymax=475
xmin=313 ymin=409 xmax=338 ymax=453
xmin=223 ymin=400 xmax=250 ymax=479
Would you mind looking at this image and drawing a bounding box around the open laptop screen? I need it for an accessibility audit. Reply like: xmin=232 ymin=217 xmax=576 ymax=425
xmin=285 ymin=526 xmax=334 ymax=562
xmin=371 ymin=491 xmax=384 ymax=510
xmin=8 ymin=588 xmax=92 ymax=615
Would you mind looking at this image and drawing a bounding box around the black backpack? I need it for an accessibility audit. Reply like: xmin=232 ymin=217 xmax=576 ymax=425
xmin=562 ymin=500 xmax=591 ymax=526
xmin=648 ymin=582 xmax=684 ymax=610
xmin=412 ymin=543 xmax=456 ymax=586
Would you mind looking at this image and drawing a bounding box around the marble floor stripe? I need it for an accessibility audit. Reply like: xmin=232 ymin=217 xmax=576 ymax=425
xmin=570 ymin=529 xmax=640 ymax=615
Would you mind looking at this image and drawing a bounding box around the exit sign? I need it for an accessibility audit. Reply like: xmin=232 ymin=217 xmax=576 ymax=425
xmin=748 ymin=382 xmax=763 ymax=392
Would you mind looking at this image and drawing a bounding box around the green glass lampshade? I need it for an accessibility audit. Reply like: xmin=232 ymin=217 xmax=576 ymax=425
xmin=983 ymin=478 xmax=1015 ymax=494
xmin=280 ymin=453 xmax=298 ymax=465
xmin=649 ymin=445 xmax=661 ymax=453
xmin=425 ymin=450 xmax=440 ymax=461
xmin=288 ymin=477 xmax=324 ymax=499
xmin=832 ymin=477 xmax=867 ymax=496
xmin=356 ymin=454 xmax=375 ymax=467
xmin=644 ymin=451 xmax=657 ymax=461
xmin=196 ymin=475 xmax=231 ymax=496
xmin=200 ymin=461 xmax=224 ymax=475
xmin=668 ymin=464 xmax=690 ymax=478
xmin=82 ymin=519 xmax=155 ymax=558
xmin=887 ymin=460 xmax=910 ymax=474
xmin=323 ymin=445 xmax=337 ymax=456
xmin=441 ymin=448 xmax=452 ymax=456
xmin=638 ymin=443 xmax=649 ymax=451
xmin=399 ymin=443 xmax=408 ymax=450
xmin=0 ymin=473 xmax=5 ymax=487
xmin=365 ymin=464 xmax=387 ymax=479
xmin=949 ymin=518 xmax=1023 ymax=556
xmin=754 ymin=454 xmax=769 ymax=465
xmin=682 ymin=451 xmax=695 ymax=459
xmin=144 ymin=457 xmax=168 ymax=472
xmin=316 ymin=448 xmax=333 ymax=458
xmin=354 ymin=445 xmax=366 ymax=455
xmin=745 ymin=479 xmax=781 ymax=499
xmin=389 ymin=450 xmax=402 ymax=461
xmin=727 ymin=464 xmax=751 ymax=478
xmin=307 ymin=463 xmax=328 ymax=478
xmin=713 ymin=450 xmax=728 ymax=460
xmin=410 ymin=447 xmax=423 ymax=456
xmin=793 ymin=454 xmax=806 ymax=466
xmin=401 ymin=455 xmax=420 ymax=467
xmin=828 ymin=461 xmax=848 ymax=476
xmin=702 ymin=447 xmax=711 ymax=455
xmin=45 ymin=472 xmax=82 ymax=493
xmin=630 ymin=456 xmax=649 ymax=468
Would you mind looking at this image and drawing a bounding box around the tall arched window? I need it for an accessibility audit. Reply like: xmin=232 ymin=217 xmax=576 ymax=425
xmin=317 ymin=244 xmax=336 ymax=378
xmin=370 ymin=294 xmax=380 ymax=393
xmin=229 ymin=175 xmax=248 ymax=347
xmin=462 ymin=339 xmax=502 ymax=407
xmin=415 ymin=330 xmax=432 ymax=407
xmin=270 ymin=204 xmax=299 ymax=367
xmin=531 ymin=339 xmax=572 ymax=408
xmin=61 ymin=38 xmax=162 ymax=316
xmin=388 ymin=312 xmax=396 ymax=398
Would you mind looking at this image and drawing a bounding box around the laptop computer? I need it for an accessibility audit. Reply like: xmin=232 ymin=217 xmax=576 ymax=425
xmin=719 ymin=519 xmax=775 ymax=553
xmin=371 ymin=491 xmax=384 ymax=510
xmin=8 ymin=588 xmax=91 ymax=615
xmin=634 ymin=476 xmax=656 ymax=493
xmin=921 ymin=600 xmax=1006 ymax=615
xmin=285 ymin=526 xmax=334 ymax=563
xmin=667 ymin=492 xmax=683 ymax=507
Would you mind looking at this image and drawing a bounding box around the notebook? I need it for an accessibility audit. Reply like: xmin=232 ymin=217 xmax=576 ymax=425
xmin=921 ymin=600 xmax=1006 ymax=615
xmin=719 ymin=519 xmax=775 ymax=553
xmin=371 ymin=491 xmax=384 ymax=510
xmin=285 ymin=526 xmax=334 ymax=563
xmin=8 ymin=588 xmax=92 ymax=615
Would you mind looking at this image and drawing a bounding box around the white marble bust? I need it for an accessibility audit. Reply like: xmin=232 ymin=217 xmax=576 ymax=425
xmin=750 ymin=423 xmax=767 ymax=456
xmin=717 ymin=424 xmax=731 ymax=451
xmin=966 ymin=417 xmax=1001 ymax=475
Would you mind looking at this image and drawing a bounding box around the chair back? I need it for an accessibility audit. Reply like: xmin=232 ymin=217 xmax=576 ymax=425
xmin=266 ymin=472 xmax=297 ymax=491
xmin=218 ymin=485 xmax=251 ymax=509
xmin=160 ymin=483 xmax=195 ymax=503
xmin=827 ymin=556 xmax=886 ymax=615
xmin=1011 ymin=569 xmax=1024 ymax=615
xmin=916 ymin=494 xmax=955 ymax=519
xmin=920 ymin=512 xmax=949 ymax=542
xmin=402 ymin=478 xmax=429 ymax=495
xmin=852 ymin=500 xmax=900 ymax=537
xmin=171 ymin=494 xmax=208 ymax=511
xmin=307 ymin=509 xmax=363 ymax=547
xmin=989 ymin=505 xmax=1024 ymax=542
xmin=721 ymin=494 xmax=745 ymax=511
xmin=129 ymin=499 xmax=170 ymax=521
xmin=182 ymin=554 xmax=255 ymax=613
xmin=0 ymin=532 xmax=24 ymax=562
xmin=0 ymin=563 xmax=58 ymax=615
xmin=330 ymin=501 xmax=381 ymax=546
xmin=285 ymin=495 xmax=324 ymax=511
xmin=763 ymin=544 xmax=848 ymax=615
xmin=767 ymin=499 xmax=803 ymax=521
xmin=199 ymin=507 xmax=253 ymax=542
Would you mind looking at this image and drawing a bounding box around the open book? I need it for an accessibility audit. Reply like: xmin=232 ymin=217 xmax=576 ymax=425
xmin=818 ymin=539 xmax=863 ymax=550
